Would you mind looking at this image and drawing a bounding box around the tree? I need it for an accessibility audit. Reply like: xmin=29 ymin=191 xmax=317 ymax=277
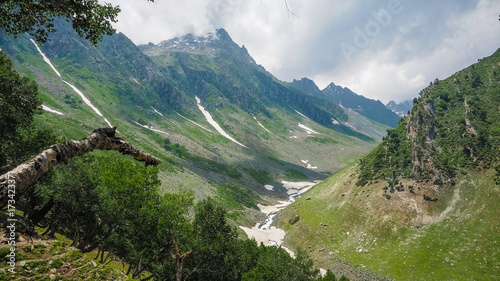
xmin=0 ymin=51 xmax=46 ymax=170
xmin=317 ymin=270 xmax=337 ymax=281
xmin=188 ymin=199 xmax=240 ymax=281
xmin=0 ymin=0 xmax=151 ymax=45
xmin=241 ymin=246 xmax=320 ymax=281
xmin=0 ymin=51 xmax=40 ymax=139
xmin=30 ymin=155 xmax=102 ymax=248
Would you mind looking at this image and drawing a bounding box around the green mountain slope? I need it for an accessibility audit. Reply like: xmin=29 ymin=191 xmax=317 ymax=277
xmin=0 ymin=20 xmax=389 ymax=221
xmin=280 ymin=48 xmax=500 ymax=280
xmin=287 ymin=78 xmax=401 ymax=128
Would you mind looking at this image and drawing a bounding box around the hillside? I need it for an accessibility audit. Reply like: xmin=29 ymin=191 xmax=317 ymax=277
xmin=0 ymin=234 xmax=131 ymax=280
xmin=280 ymin=48 xmax=500 ymax=280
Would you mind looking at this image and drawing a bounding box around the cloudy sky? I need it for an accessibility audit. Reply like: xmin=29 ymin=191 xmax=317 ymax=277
xmin=111 ymin=0 xmax=500 ymax=103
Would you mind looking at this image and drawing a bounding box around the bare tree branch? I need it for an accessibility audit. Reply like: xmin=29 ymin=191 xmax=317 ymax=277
xmin=0 ymin=127 xmax=161 ymax=208
xmin=283 ymin=0 xmax=297 ymax=17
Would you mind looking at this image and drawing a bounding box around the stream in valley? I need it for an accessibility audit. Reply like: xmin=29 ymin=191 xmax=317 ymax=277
xmin=239 ymin=180 xmax=320 ymax=257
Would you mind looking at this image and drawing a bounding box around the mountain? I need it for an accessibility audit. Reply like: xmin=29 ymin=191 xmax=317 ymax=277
xmin=386 ymin=99 xmax=413 ymax=117
xmin=0 ymin=21 xmax=391 ymax=223
xmin=287 ymin=78 xmax=401 ymax=128
xmin=280 ymin=49 xmax=500 ymax=280
xmin=285 ymin=77 xmax=323 ymax=97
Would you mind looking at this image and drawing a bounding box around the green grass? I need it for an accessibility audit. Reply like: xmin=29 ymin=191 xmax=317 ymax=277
xmin=280 ymin=165 xmax=500 ymax=280
xmin=216 ymin=183 xmax=260 ymax=210
xmin=286 ymin=168 xmax=308 ymax=181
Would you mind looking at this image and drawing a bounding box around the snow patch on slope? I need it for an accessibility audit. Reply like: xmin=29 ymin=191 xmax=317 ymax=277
xmin=133 ymin=121 xmax=169 ymax=135
xmin=298 ymin=123 xmax=319 ymax=134
xmin=175 ymin=112 xmax=213 ymax=133
xmin=62 ymin=81 xmax=113 ymax=128
xmin=151 ymin=106 xmax=163 ymax=116
xmin=30 ymin=39 xmax=61 ymax=77
xmin=294 ymin=109 xmax=310 ymax=120
xmin=253 ymin=117 xmax=273 ymax=135
xmin=301 ymin=160 xmax=318 ymax=170
xmin=195 ymin=96 xmax=247 ymax=148
xmin=42 ymin=105 xmax=64 ymax=115
xmin=30 ymin=39 xmax=113 ymax=128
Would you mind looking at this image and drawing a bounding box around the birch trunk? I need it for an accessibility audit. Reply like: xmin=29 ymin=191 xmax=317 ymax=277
xmin=0 ymin=127 xmax=161 ymax=208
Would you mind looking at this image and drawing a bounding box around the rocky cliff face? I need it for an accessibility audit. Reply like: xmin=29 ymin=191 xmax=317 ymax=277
xmin=405 ymin=87 xmax=442 ymax=181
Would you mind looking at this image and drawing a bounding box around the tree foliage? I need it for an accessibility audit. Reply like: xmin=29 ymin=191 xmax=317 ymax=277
xmin=0 ymin=51 xmax=59 ymax=173
xmin=0 ymin=51 xmax=41 ymax=143
xmin=24 ymin=158 xmax=338 ymax=280
xmin=0 ymin=0 xmax=153 ymax=45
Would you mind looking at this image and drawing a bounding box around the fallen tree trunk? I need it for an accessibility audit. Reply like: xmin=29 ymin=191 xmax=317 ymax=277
xmin=0 ymin=127 xmax=161 ymax=208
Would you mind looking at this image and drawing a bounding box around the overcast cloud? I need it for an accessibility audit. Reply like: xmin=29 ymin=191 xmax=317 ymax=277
xmin=111 ymin=0 xmax=500 ymax=103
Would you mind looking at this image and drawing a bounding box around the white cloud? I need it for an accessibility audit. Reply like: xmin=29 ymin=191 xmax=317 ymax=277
xmin=109 ymin=0 xmax=500 ymax=103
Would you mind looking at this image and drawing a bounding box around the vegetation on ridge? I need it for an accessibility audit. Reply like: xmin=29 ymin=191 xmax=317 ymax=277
xmin=357 ymin=49 xmax=500 ymax=188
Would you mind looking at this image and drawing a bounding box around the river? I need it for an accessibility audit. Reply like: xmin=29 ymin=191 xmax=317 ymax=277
xmin=239 ymin=180 xmax=320 ymax=258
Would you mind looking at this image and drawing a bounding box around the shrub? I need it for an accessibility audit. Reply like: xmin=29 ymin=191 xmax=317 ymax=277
xmin=51 ymin=259 xmax=63 ymax=268
xmin=423 ymin=195 xmax=438 ymax=202
xmin=433 ymin=178 xmax=443 ymax=185
xmin=289 ymin=215 xmax=300 ymax=225
xmin=68 ymin=250 xmax=83 ymax=262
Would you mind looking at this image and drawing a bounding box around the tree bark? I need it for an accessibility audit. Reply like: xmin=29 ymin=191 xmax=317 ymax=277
xmin=0 ymin=127 xmax=161 ymax=208
xmin=95 ymin=248 xmax=101 ymax=260
xmin=170 ymin=237 xmax=192 ymax=281
xmin=29 ymin=198 xmax=55 ymax=225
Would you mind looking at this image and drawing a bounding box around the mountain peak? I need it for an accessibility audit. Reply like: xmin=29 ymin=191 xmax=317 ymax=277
xmin=288 ymin=79 xmax=401 ymax=127
xmin=216 ymin=28 xmax=231 ymax=41
xmin=385 ymin=99 xmax=412 ymax=117
xmin=138 ymin=28 xmax=257 ymax=66
xmin=286 ymin=77 xmax=322 ymax=96
xmin=325 ymin=82 xmax=338 ymax=89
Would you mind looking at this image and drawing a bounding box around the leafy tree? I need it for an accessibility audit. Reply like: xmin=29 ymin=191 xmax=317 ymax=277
xmin=0 ymin=51 xmax=40 ymax=139
xmin=318 ymin=270 xmax=337 ymax=281
xmin=0 ymin=51 xmax=50 ymax=172
xmin=338 ymin=275 xmax=350 ymax=281
xmin=28 ymin=154 xmax=101 ymax=244
xmin=188 ymin=198 xmax=242 ymax=281
xmin=242 ymin=246 xmax=319 ymax=281
xmin=0 ymin=0 xmax=149 ymax=45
